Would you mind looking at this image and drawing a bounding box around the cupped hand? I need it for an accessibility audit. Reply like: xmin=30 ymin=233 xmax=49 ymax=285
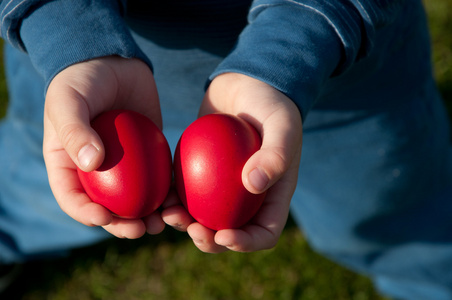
xmin=43 ymin=56 xmax=166 ymax=239
xmin=162 ymin=73 xmax=303 ymax=252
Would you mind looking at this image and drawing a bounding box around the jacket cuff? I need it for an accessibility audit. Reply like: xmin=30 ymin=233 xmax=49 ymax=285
xmin=18 ymin=0 xmax=151 ymax=92
xmin=209 ymin=1 xmax=363 ymax=120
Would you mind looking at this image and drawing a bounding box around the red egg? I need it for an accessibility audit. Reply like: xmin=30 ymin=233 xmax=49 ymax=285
xmin=77 ymin=109 xmax=172 ymax=219
xmin=174 ymin=113 xmax=265 ymax=230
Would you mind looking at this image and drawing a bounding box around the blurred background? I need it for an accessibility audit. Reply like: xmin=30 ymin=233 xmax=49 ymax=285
xmin=0 ymin=0 xmax=451 ymax=299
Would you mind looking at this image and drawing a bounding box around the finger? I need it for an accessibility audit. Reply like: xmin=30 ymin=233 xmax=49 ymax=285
xmin=213 ymin=190 xmax=291 ymax=252
xmin=161 ymin=189 xmax=194 ymax=231
xmin=214 ymin=185 xmax=292 ymax=252
xmin=187 ymin=223 xmax=229 ymax=253
xmin=162 ymin=206 xmax=194 ymax=232
xmin=213 ymin=199 xmax=289 ymax=252
xmin=43 ymin=118 xmax=113 ymax=226
xmin=102 ymin=217 xmax=147 ymax=239
xmin=214 ymin=226 xmax=278 ymax=252
xmin=50 ymin=166 xmax=113 ymax=226
xmin=143 ymin=211 xmax=166 ymax=235
xmin=216 ymin=149 xmax=300 ymax=252
xmin=242 ymin=108 xmax=302 ymax=194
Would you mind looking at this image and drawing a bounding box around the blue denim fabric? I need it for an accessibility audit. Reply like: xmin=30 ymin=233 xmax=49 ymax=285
xmin=291 ymin=87 xmax=452 ymax=298
xmin=0 ymin=44 xmax=110 ymax=263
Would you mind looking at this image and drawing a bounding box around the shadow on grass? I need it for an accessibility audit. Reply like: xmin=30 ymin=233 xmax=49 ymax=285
xmin=2 ymin=226 xmax=189 ymax=299
xmin=438 ymin=81 xmax=452 ymax=119
xmin=2 ymin=215 xmax=304 ymax=299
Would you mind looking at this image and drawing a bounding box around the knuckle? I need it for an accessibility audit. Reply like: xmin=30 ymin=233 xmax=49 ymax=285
xmin=266 ymin=147 xmax=290 ymax=177
xmin=59 ymin=123 xmax=84 ymax=152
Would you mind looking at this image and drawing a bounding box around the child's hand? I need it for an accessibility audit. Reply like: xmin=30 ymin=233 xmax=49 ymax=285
xmin=162 ymin=73 xmax=303 ymax=252
xmin=43 ymin=56 xmax=166 ymax=239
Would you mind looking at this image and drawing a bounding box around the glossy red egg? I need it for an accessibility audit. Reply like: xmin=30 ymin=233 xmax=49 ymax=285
xmin=77 ymin=109 xmax=172 ymax=219
xmin=174 ymin=113 xmax=265 ymax=230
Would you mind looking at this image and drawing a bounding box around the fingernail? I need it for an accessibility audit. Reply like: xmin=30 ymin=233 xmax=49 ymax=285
xmin=78 ymin=144 xmax=99 ymax=169
xmin=248 ymin=168 xmax=269 ymax=192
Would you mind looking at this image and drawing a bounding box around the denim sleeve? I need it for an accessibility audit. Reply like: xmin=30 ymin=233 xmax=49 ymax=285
xmin=209 ymin=0 xmax=405 ymax=120
xmin=0 ymin=0 xmax=151 ymax=92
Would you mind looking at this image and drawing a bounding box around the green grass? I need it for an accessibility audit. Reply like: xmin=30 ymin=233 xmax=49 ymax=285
xmin=1 ymin=1 xmax=452 ymax=299
xmin=426 ymin=0 xmax=452 ymax=109
xmin=6 ymin=222 xmax=385 ymax=300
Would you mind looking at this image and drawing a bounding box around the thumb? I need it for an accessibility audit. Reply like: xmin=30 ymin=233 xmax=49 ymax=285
xmin=241 ymin=112 xmax=302 ymax=194
xmin=60 ymin=120 xmax=105 ymax=172
xmin=45 ymin=86 xmax=105 ymax=172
